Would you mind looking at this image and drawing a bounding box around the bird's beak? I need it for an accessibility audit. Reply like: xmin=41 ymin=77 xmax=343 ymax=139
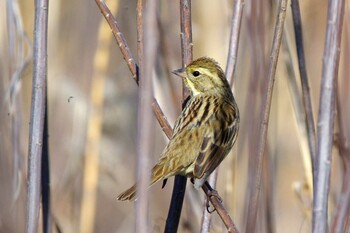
xmin=172 ymin=68 xmax=187 ymax=79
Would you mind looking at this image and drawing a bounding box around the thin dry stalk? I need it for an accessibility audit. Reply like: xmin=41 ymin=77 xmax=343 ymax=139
xmin=245 ymin=0 xmax=288 ymax=232
xmin=41 ymin=102 xmax=51 ymax=233
xmin=198 ymin=173 xmax=240 ymax=233
xmin=26 ymin=0 xmax=49 ymax=232
xmin=331 ymin=18 xmax=350 ymax=233
xmin=137 ymin=0 xmax=143 ymax=66
xmin=344 ymin=217 xmax=350 ymax=233
xmin=282 ymin=31 xmax=313 ymax=197
xmin=179 ymin=0 xmax=193 ymax=68
xmin=331 ymin=168 xmax=350 ymax=233
xmin=201 ymin=182 xmax=240 ymax=233
xmin=263 ymin=146 xmax=276 ymax=233
xmin=226 ymin=0 xmax=244 ymax=86
xmin=135 ymin=0 xmax=158 ymax=232
xmin=164 ymin=176 xmax=187 ymax=233
xmin=291 ymin=0 xmax=316 ymax=169
xmin=152 ymin=99 xmax=173 ymax=139
xmin=95 ymin=0 xmax=138 ymax=82
xmin=95 ymin=0 xmax=172 ymax=137
xmin=199 ymin=173 xmax=218 ymax=233
xmin=312 ymin=0 xmax=346 ymax=232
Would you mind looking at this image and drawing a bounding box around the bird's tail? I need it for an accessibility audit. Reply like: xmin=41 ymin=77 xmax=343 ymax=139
xmin=117 ymin=161 xmax=169 ymax=201
xmin=117 ymin=184 xmax=137 ymax=201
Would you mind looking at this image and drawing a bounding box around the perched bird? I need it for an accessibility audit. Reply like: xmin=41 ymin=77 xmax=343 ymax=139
xmin=117 ymin=57 xmax=239 ymax=201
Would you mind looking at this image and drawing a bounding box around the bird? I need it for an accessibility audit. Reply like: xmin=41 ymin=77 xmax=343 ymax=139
xmin=117 ymin=57 xmax=239 ymax=201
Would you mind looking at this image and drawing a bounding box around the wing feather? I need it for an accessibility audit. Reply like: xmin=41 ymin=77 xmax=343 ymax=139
xmin=193 ymin=100 xmax=239 ymax=179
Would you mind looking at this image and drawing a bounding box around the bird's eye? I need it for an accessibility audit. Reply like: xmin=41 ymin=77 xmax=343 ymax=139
xmin=192 ymin=71 xmax=200 ymax=77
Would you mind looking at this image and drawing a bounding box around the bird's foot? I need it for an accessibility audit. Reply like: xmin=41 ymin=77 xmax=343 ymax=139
xmin=205 ymin=189 xmax=222 ymax=213
xmin=206 ymin=197 xmax=215 ymax=213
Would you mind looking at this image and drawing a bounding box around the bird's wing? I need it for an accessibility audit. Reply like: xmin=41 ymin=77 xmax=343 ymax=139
xmin=193 ymin=101 xmax=239 ymax=179
xmin=151 ymin=127 xmax=202 ymax=183
xmin=150 ymin=97 xmax=204 ymax=184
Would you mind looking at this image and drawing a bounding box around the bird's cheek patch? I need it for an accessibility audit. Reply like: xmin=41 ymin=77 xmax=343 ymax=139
xmin=186 ymin=78 xmax=200 ymax=95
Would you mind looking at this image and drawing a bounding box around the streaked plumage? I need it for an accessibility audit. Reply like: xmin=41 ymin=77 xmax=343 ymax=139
xmin=117 ymin=57 xmax=239 ymax=201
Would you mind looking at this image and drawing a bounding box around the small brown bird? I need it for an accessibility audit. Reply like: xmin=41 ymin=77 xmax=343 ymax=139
xmin=117 ymin=57 xmax=239 ymax=201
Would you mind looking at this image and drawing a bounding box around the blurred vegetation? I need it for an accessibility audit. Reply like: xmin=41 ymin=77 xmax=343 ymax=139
xmin=0 ymin=0 xmax=349 ymax=232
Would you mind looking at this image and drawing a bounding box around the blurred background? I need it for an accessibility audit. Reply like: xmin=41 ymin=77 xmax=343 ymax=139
xmin=0 ymin=0 xmax=349 ymax=232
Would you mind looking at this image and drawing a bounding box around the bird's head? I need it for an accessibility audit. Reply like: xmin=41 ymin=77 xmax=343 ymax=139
xmin=172 ymin=57 xmax=230 ymax=96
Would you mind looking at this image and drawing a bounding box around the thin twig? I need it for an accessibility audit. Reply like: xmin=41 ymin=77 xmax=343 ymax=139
xmin=282 ymin=31 xmax=313 ymax=197
xmin=95 ymin=0 xmax=172 ymax=138
xmin=263 ymin=146 xmax=276 ymax=233
xmin=95 ymin=0 xmax=138 ymax=82
xmin=312 ymin=0 xmax=346 ymax=232
xmin=41 ymin=100 xmax=51 ymax=233
xmin=180 ymin=0 xmax=193 ymax=95
xmin=137 ymin=0 xmax=143 ymax=67
xmin=202 ymin=182 xmax=240 ymax=233
xmin=331 ymin=169 xmax=350 ymax=233
xmin=226 ymin=0 xmax=244 ymax=86
xmin=152 ymin=99 xmax=173 ymax=139
xmin=26 ymin=0 xmax=49 ymax=232
xmin=199 ymin=173 xmax=218 ymax=233
xmin=291 ymin=0 xmax=316 ymax=170
xmin=331 ymin=19 xmax=350 ymax=233
xmin=245 ymin=1 xmax=288 ymax=232
xmin=344 ymin=217 xmax=350 ymax=233
xmin=179 ymin=0 xmax=193 ymax=67
xmin=164 ymin=175 xmax=188 ymax=233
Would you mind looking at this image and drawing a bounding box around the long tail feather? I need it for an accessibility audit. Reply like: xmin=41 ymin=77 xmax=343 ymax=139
xmin=117 ymin=184 xmax=137 ymax=201
xmin=117 ymin=166 xmax=168 ymax=201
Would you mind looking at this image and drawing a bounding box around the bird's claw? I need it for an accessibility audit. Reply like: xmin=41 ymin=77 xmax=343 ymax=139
xmin=205 ymin=189 xmax=222 ymax=213
xmin=206 ymin=197 xmax=216 ymax=213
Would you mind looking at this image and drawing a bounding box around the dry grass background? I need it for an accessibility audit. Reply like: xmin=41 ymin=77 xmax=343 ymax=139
xmin=0 ymin=0 xmax=349 ymax=232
